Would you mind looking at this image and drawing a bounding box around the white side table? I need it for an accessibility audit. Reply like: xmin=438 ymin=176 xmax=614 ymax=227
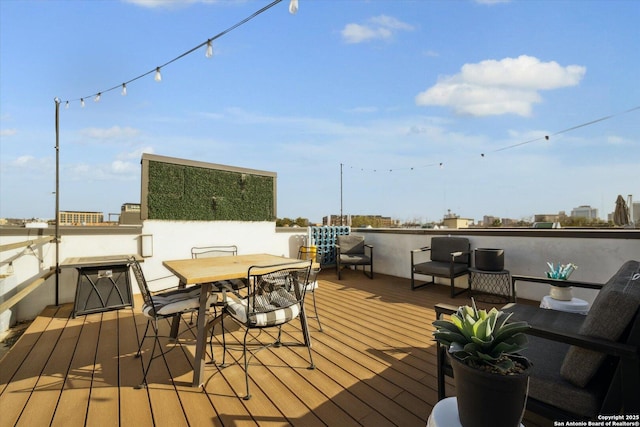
xmin=427 ymin=397 xmax=462 ymax=427
xmin=540 ymin=295 xmax=589 ymax=315
xmin=427 ymin=397 xmax=524 ymax=427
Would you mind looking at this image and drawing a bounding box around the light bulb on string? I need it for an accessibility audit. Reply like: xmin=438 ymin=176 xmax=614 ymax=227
xmin=206 ymin=40 xmax=213 ymax=58
xmin=95 ymin=93 xmax=101 ymax=102
xmin=154 ymin=67 xmax=162 ymax=82
xmin=65 ymin=101 xmax=69 ymax=109
xmin=289 ymin=0 xmax=298 ymax=14
xmin=121 ymin=83 xmax=127 ymax=96
xmin=81 ymin=98 xmax=85 ymax=108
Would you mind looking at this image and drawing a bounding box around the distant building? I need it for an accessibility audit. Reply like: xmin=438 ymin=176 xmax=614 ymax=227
xmin=59 ymin=210 xmax=104 ymax=225
xmin=442 ymin=217 xmax=473 ymax=229
xmin=482 ymin=215 xmax=499 ymax=226
xmin=534 ymin=214 xmax=562 ymax=223
xmin=119 ymin=203 xmax=142 ymax=225
xmin=571 ymin=205 xmax=598 ymax=220
xmin=323 ymin=214 xmax=349 ymax=226
xmin=322 ymin=214 xmax=397 ymax=228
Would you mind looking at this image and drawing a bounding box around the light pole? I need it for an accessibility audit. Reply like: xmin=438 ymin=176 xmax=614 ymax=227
xmin=340 ymin=163 xmax=343 ymax=226
xmin=54 ymin=98 xmax=60 ymax=306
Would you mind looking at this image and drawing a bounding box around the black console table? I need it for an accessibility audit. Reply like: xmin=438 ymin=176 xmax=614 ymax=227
xmin=63 ymin=255 xmax=140 ymax=317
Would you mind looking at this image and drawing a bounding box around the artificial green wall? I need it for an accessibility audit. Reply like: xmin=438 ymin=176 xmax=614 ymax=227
xmin=146 ymin=160 xmax=275 ymax=221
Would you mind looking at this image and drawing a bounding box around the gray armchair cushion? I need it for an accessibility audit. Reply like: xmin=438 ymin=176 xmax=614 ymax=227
xmin=560 ymin=260 xmax=640 ymax=387
xmin=430 ymin=237 xmax=470 ymax=264
xmin=413 ymin=261 xmax=468 ymax=277
xmin=337 ymin=235 xmax=365 ymax=255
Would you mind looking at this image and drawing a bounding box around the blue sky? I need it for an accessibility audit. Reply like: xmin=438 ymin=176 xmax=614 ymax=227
xmin=1 ymin=0 xmax=638 ymax=224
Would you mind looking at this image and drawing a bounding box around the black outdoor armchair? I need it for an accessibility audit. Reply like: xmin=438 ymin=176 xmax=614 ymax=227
xmin=435 ymin=260 xmax=640 ymax=421
xmin=411 ymin=236 xmax=471 ymax=297
xmin=335 ymin=235 xmax=373 ymax=280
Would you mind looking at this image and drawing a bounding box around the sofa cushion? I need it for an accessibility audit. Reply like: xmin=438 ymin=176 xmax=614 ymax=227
xmin=560 ymin=260 xmax=640 ymax=387
xmin=502 ymin=303 xmax=609 ymax=418
xmin=524 ymin=335 xmax=608 ymax=418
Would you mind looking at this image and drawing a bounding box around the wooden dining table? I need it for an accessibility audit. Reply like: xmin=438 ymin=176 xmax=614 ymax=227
xmin=162 ymin=253 xmax=313 ymax=388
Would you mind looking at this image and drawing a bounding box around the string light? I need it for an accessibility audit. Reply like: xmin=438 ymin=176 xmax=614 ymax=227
xmin=289 ymin=0 xmax=298 ymax=14
xmin=65 ymin=101 xmax=69 ymax=109
xmin=59 ymin=0 xmax=293 ymax=109
xmin=206 ymin=40 xmax=213 ymax=58
xmin=95 ymin=93 xmax=101 ymax=102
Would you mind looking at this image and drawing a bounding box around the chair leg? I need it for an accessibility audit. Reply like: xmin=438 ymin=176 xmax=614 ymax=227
xmin=220 ymin=314 xmax=228 ymax=367
xmin=136 ymin=321 xmax=151 ymax=357
xmin=136 ymin=319 xmax=160 ymax=389
xmin=242 ymin=329 xmax=252 ymax=400
xmin=301 ymin=311 xmax=316 ymax=370
xmin=310 ymin=291 xmax=323 ymax=332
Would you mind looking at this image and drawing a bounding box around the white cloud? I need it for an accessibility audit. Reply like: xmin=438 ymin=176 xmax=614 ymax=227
xmin=13 ymin=155 xmax=34 ymax=166
xmin=79 ymin=126 xmax=141 ymax=141
xmin=111 ymin=160 xmax=138 ymax=174
xmin=0 ymin=128 xmax=17 ymax=137
xmin=123 ymin=0 xmax=225 ymax=9
xmin=343 ymin=106 xmax=379 ymax=114
xmin=606 ymin=135 xmax=633 ymax=145
xmin=341 ymin=15 xmax=414 ymax=44
xmin=474 ymin=0 xmax=511 ymax=4
xmin=415 ymin=55 xmax=586 ymax=117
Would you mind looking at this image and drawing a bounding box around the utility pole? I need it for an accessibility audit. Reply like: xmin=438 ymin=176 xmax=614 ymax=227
xmin=340 ymin=163 xmax=343 ymax=226
xmin=54 ymin=98 xmax=60 ymax=306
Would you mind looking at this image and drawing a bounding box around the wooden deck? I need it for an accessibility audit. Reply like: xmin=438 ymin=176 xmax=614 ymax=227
xmin=0 ymin=270 xmax=551 ymax=427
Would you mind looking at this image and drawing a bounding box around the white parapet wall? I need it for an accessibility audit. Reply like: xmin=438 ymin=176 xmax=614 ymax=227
xmin=139 ymin=220 xmax=308 ymax=291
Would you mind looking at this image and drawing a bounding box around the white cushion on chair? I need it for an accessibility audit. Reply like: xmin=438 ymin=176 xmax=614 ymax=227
xmin=305 ymin=280 xmax=319 ymax=291
xmin=226 ymin=295 xmax=301 ymax=327
xmin=142 ymin=287 xmax=208 ymax=317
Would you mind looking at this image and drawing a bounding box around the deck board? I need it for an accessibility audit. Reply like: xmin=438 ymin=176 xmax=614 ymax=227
xmin=0 ymin=270 xmax=550 ymax=427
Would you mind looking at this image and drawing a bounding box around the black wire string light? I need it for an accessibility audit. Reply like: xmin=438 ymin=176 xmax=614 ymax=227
xmin=51 ymin=0 xmax=298 ymax=304
xmin=344 ymin=106 xmax=639 ymax=173
xmin=61 ymin=0 xmax=299 ymax=109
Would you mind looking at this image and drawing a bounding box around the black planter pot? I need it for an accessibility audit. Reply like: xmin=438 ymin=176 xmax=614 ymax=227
xmin=450 ymin=354 xmax=530 ymax=427
xmin=474 ymin=248 xmax=505 ymax=271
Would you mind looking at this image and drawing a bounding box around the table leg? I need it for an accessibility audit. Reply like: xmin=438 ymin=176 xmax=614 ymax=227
xmin=192 ymin=282 xmax=211 ymax=388
xmin=169 ymin=280 xmax=187 ymax=339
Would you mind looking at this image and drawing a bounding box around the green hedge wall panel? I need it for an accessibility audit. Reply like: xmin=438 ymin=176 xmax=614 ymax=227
xmin=146 ymin=160 xmax=275 ymax=221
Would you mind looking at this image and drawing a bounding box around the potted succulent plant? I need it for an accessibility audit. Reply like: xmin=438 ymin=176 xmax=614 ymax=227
xmin=433 ymin=300 xmax=531 ymax=427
